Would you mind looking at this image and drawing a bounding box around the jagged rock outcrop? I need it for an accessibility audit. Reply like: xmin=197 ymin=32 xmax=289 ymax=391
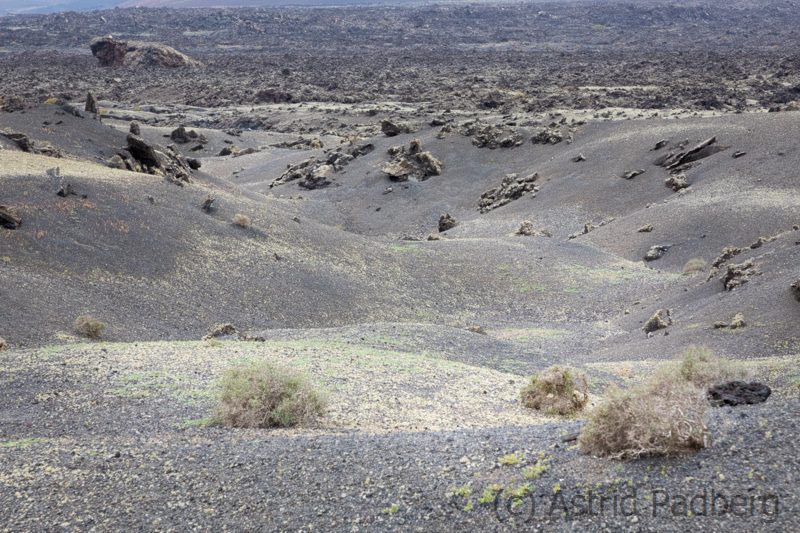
xmin=516 ymin=221 xmax=552 ymax=237
xmin=170 ymin=126 xmax=207 ymax=145
xmin=0 ymin=206 xmax=21 ymax=230
xmin=271 ymin=143 xmax=374 ymax=189
xmin=84 ymin=92 xmax=99 ymax=115
xmin=714 ymin=312 xmax=746 ymax=330
xmin=478 ymin=173 xmax=539 ymax=213
xmin=382 ymin=140 xmax=443 ymax=182
xmin=202 ymin=323 xmax=265 ymax=342
xmin=655 ymin=136 xmax=725 ymax=171
xmin=531 ymin=128 xmax=565 ymax=145
xmin=643 ymin=309 xmax=672 ymax=333
xmin=712 ymin=246 xmax=742 ymax=268
xmin=0 ymin=95 xmax=25 ymax=113
xmin=720 ymin=259 xmax=757 ymax=290
xmin=90 ymin=36 xmax=201 ymax=68
xmin=568 ymin=218 xmax=614 ymax=240
xmin=622 ymin=169 xmax=645 ymax=180
xmin=644 ymin=244 xmax=671 ymax=261
xmin=270 ymin=137 xmax=323 ymax=150
xmin=0 ymin=130 xmax=62 ymax=158
xmin=459 ymin=121 xmax=523 ymax=149
xmin=665 ymin=173 xmax=689 ymax=191
xmin=438 ymin=214 xmax=457 ymax=232
xmin=110 ymin=134 xmax=193 ymax=183
xmin=381 ymin=120 xmax=413 ymax=137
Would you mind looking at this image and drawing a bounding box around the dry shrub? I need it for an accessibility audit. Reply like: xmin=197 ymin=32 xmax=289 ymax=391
xmin=579 ymin=346 xmax=741 ymax=459
xmin=0 ymin=336 xmax=7 ymax=351
xmin=74 ymin=315 xmax=106 ymax=339
xmin=578 ymin=380 xmax=709 ymax=459
xmin=659 ymin=345 xmax=747 ymax=387
xmin=232 ymin=213 xmax=251 ymax=228
xmin=682 ymin=257 xmax=708 ymax=275
xmin=520 ymin=365 xmax=589 ymax=416
xmin=216 ymin=360 xmax=326 ymax=428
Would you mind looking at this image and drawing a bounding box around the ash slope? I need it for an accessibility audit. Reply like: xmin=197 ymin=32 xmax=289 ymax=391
xmin=1 ymin=104 xmax=799 ymax=367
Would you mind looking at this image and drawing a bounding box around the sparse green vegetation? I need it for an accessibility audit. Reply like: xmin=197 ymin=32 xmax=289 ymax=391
xmin=181 ymin=417 xmax=214 ymax=428
xmin=523 ymin=455 xmax=549 ymax=480
xmin=520 ymin=365 xmax=589 ymax=416
xmin=659 ymin=345 xmax=747 ymax=387
xmin=73 ymin=315 xmax=106 ymax=340
xmin=498 ymin=453 xmax=521 ymax=466
xmin=449 ymin=485 xmax=472 ymax=498
xmin=382 ymin=503 xmax=399 ymax=515
xmin=478 ymin=484 xmax=504 ymax=505
xmin=0 ymin=437 xmax=46 ymax=448
xmin=507 ymin=483 xmax=532 ymax=502
xmin=215 ymin=360 xmax=326 ymax=428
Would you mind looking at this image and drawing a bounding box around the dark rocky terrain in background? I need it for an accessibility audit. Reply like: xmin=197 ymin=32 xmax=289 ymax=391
xmin=0 ymin=1 xmax=799 ymax=531
xmin=1 ymin=2 xmax=800 ymax=113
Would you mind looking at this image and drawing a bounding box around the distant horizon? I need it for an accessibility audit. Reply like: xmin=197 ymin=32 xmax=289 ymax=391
xmin=0 ymin=0 xmax=738 ymax=17
xmin=3 ymin=0 xmax=503 ymax=16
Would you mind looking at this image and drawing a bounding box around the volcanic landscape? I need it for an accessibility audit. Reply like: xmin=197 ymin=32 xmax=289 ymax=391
xmin=0 ymin=1 xmax=799 ymax=531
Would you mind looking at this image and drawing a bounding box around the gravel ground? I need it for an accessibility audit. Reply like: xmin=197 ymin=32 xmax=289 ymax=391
xmin=0 ymin=341 xmax=798 ymax=532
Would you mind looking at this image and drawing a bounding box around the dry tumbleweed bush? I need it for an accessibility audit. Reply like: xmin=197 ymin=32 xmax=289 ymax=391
xmin=216 ymin=360 xmax=326 ymax=428
xmin=520 ymin=365 xmax=589 ymax=416
xmin=579 ymin=379 xmax=709 ymax=459
xmin=73 ymin=315 xmax=106 ymax=340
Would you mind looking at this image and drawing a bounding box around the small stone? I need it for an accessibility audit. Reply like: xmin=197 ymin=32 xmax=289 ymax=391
xmin=622 ymin=169 xmax=645 ymax=180
xmin=644 ymin=244 xmax=670 ymax=261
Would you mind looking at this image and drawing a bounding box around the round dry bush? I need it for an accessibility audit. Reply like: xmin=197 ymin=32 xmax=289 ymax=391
xmin=579 ymin=380 xmax=709 ymax=459
xmin=520 ymin=365 xmax=589 ymax=416
xmin=216 ymin=361 xmax=326 ymax=428
xmin=73 ymin=315 xmax=106 ymax=340
xmin=682 ymin=257 xmax=708 ymax=275
xmin=232 ymin=213 xmax=251 ymax=228
xmin=0 ymin=336 xmax=7 ymax=351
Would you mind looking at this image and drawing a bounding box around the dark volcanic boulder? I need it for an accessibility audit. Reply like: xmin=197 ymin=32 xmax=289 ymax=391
xmin=255 ymin=88 xmax=293 ymax=103
xmin=1 ymin=94 xmax=25 ymax=113
xmin=0 ymin=206 xmax=21 ymax=230
xmin=126 ymin=134 xmax=160 ymax=168
xmin=85 ymin=92 xmax=99 ymax=115
xmin=438 ymin=213 xmax=457 ymax=232
xmin=170 ymin=126 xmax=206 ymax=144
xmin=90 ymin=36 xmax=200 ymax=68
xmin=381 ymin=120 xmax=412 ymax=137
xmin=1 ymin=130 xmax=33 ymax=152
xmin=90 ymin=36 xmax=128 ymax=67
xmin=707 ymin=381 xmax=771 ymax=407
